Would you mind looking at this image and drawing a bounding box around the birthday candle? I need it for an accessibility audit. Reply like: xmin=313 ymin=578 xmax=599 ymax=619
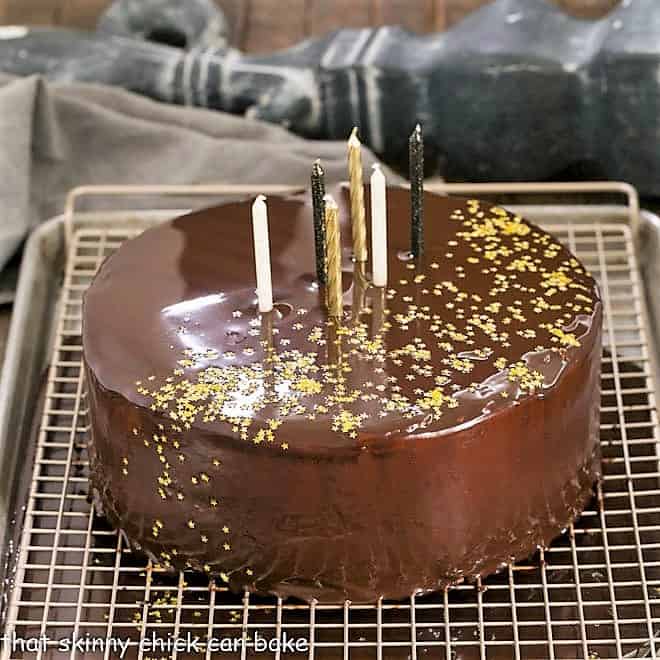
xmin=347 ymin=127 xmax=368 ymax=263
xmin=409 ymin=123 xmax=424 ymax=259
xmin=370 ymin=164 xmax=388 ymax=287
xmin=324 ymin=194 xmax=343 ymax=318
xmin=251 ymin=195 xmax=273 ymax=313
xmin=311 ymin=160 xmax=327 ymax=284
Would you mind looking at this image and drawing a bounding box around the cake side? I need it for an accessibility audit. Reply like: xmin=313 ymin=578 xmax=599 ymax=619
xmin=82 ymin=188 xmax=602 ymax=602
xmin=85 ymin=320 xmax=600 ymax=602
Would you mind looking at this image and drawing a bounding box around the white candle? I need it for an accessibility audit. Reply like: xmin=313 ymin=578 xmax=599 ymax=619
xmin=251 ymin=195 xmax=273 ymax=313
xmin=370 ymin=164 xmax=388 ymax=287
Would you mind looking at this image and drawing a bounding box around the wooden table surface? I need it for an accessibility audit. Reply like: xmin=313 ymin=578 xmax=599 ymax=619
xmin=0 ymin=0 xmax=620 ymax=53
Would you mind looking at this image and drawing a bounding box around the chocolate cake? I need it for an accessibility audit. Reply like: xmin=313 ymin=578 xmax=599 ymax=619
xmin=82 ymin=187 xmax=602 ymax=603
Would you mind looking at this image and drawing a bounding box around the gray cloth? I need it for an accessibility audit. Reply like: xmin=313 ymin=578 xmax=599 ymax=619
xmin=0 ymin=73 xmax=394 ymax=281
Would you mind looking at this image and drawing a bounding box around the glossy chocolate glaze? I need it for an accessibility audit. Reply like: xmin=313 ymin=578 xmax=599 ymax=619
xmin=83 ymin=187 xmax=602 ymax=603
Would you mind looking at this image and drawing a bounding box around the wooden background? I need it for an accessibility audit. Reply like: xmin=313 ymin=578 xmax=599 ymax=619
xmin=0 ymin=0 xmax=621 ymax=53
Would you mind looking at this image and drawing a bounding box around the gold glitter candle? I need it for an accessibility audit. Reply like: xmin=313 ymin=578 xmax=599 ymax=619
xmin=347 ymin=127 xmax=368 ymax=263
xmin=324 ymin=194 xmax=343 ymax=318
xmin=409 ymin=123 xmax=425 ymax=259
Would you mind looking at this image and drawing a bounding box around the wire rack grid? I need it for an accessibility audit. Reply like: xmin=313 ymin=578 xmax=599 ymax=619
xmin=2 ymin=184 xmax=660 ymax=659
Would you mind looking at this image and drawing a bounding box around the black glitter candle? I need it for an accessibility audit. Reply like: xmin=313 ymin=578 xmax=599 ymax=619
xmin=409 ymin=124 xmax=424 ymax=259
xmin=311 ymin=160 xmax=327 ymax=284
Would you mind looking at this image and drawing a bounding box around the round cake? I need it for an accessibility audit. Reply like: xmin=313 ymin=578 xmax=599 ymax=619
xmin=83 ymin=187 xmax=602 ymax=603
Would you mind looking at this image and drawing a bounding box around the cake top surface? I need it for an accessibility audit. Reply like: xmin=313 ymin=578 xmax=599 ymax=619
xmin=83 ymin=186 xmax=601 ymax=453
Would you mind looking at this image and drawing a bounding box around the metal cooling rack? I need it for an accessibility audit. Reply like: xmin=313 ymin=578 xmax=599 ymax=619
xmin=2 ymin=182 xmax=660 ymax=659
